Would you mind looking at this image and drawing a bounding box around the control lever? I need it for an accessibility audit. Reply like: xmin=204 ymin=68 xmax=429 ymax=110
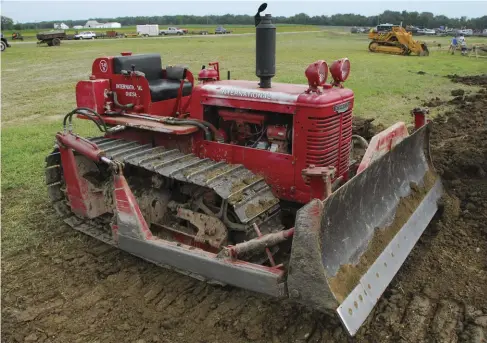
xmin=129 ymin=64 xmax=145 ymax=77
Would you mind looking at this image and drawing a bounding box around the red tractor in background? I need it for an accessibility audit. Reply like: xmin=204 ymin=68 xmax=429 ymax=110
xmin=46 ymin=3 xmax=442 ymax=336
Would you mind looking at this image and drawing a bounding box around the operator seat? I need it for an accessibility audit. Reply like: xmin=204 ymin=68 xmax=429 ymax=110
xmin=112 ymin=53 xmax=192 ymax=102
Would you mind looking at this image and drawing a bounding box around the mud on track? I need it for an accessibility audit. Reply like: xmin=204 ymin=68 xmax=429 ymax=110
xmin=2 ymin=75 xmax=487 ymax=343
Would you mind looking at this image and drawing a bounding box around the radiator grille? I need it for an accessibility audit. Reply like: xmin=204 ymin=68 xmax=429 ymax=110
xmin=305 ymin=110 xmax=353 ymax=177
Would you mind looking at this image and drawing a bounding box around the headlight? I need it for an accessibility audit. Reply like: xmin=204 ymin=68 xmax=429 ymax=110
xmin=330 ymin=58 xmax=351 ymax=83
xmin=305 ymin=60 xmax=328 ymax=88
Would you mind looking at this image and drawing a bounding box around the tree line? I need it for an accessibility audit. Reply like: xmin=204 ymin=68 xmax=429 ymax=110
xmin=2 ymin=10 xmax=487 ymax=31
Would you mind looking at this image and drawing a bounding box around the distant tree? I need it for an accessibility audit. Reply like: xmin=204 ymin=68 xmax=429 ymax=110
xmin=12 ymin=11 xmax=487 ymax=31
xmin=1 ymin=16 xmax=14 ymax=30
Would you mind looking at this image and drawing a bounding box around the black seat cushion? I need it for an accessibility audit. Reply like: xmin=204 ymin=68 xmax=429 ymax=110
xmin=148 ymin=80 xmax=192 ymax=102
xmin=166 ymin=66 xmax=187 ymax=80
xmin=112 ymin=54 xmax=192 ymax=102
xmin=113 ymin=53 xmax=163 ymax=81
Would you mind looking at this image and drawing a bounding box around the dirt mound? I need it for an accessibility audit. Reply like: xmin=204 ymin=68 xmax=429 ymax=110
xmin=447 ymin=74 xmax=487 ymax=87
xmin=2 ymin=76 xmax=487 ymax=343
xmin=451 ymin=89 xmax=465 ymax=96
xmin=352 ymin=117 xmax=384 ymax=140
xmin=423 ymin=96 xmax=444 ymax=108
xmin=357 ymin=76 xmax=487 ymax=342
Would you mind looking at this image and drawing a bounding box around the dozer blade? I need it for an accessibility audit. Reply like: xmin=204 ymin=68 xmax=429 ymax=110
xmin=287 ymin=123 xmax=443 ymax=336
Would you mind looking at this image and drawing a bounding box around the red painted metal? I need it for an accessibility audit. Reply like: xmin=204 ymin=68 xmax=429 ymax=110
xmin=304 ymin=60 xmax=329 ymax=93
xmin=113 ymin=173 xmax=153 ymax=240
xmin=155 ymin=227 xmax=220 ymax=254
xmin=59 ymin=54 xmax=364 ymax=293
xmin=198 ymin=62 xmax=220 ymax=82
xmin=84 ymin=55 xmax=194 ymax=117
xmin=73 ymin=66 xmax=354 ymax=205
xmin=56 ymin=133 xmax=105 ymax=162
xmin=198 ymin=62 xmax=221 ymax=82
xmin=92 ymin=56 xmax=114 ymax=79
xmin=110 ymin=171 xmax=286 ymax=276
xmin=218 ymin=109 xmax=265 ymax=125
xmin=301 ymin=165 xmax=335 ymax=200
xmin=357 ymin=122 xmax=409 ymax=174
xmin=197 ymin=140 xmax=297 ymax=200
xmin=71 ymin=54 xmax=356 ymax=211
xmin=189 ymin=79 xmax=353 ymax=204
xmin=57 ymin=143 xmax=108 ymax=218
xmin=110 ymin=74 xmax=149 ymax=110
xmin=412 ymin=107 xmax=430 ymax=129
xmin=58 ymin=146 xmax=90 ymax=217
xmin=209 ymin=62 xmax=220 ymax=80
xmin=330 ymin=58 xmax=351 ymax=85
xmin=76 ymin=79 xmax=111 ymax=114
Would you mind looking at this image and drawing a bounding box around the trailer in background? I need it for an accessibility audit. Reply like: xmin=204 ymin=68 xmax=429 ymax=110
xmin=136 ymin=25 xmax=160 ymax=37
xmin=36 ymin=31 xmax=66 ymax=46
xmin=96 ymin=31 xmax=125 ymax=39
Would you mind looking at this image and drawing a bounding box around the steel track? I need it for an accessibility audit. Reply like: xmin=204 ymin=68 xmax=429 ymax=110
xmin=45 ymin=137 xmax=283 ymax=281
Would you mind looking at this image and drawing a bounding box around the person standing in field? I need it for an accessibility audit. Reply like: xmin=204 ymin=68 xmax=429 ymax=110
xmin=460 ymin=37 xmax=468 ymax=55
xmin=449 ymin=36 xmax=458 ymax=54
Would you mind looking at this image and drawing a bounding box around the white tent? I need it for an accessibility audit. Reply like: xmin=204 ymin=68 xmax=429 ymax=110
xmin=99 ymin=22 xmax=122 ymax=29
xmin=84 ymin=20 xmax=100 ymax=28
xmin=54 ymin=23 xmax=69 ymax=29
xmin=84 ymin=21 xmax=121 ymax=29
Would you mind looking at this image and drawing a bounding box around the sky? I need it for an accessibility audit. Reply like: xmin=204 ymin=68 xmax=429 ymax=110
xmin=1 ymin=0 xmax=486 ymax=23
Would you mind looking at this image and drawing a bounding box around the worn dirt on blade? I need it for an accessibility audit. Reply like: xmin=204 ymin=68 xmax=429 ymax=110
xmin=329 ymin=171 xmax=438 ymax=303
xmin=2 ymin=75 xmax=487 ymax=343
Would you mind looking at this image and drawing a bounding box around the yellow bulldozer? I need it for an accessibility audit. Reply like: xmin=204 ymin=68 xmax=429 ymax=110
xmin=368 ymin=24 xmax=429 ymax=56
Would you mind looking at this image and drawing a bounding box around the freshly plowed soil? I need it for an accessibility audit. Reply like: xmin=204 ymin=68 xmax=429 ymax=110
xmin=356 ymin=75 xmax=487 ymax=343
xmin=3 ymin=75 xmax=487 ymax=343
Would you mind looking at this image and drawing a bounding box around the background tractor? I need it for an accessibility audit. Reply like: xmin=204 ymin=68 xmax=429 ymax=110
xmin=11 ymin=32 xmax=24 ymax=41
xmin=368 ymin=24 xmax=429 ymax=56
xmin=45 ymin=3 xmax=442 ymax=336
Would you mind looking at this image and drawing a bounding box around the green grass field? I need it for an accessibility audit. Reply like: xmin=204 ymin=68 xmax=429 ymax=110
xmin=4 ymin=24 xmax=318 ymax=40
xmin=2 ymin=29 xmax=487 ymax=255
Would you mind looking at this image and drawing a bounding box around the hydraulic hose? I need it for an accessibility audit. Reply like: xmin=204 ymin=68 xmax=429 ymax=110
xmin=105 ymin=110 xmax=124 ymax=116
xmin=163 ymin=118 xmax=213 ymax=141
xmin=352 ymin=135 xmax=369 ymax=149
xmin=186 ymin=118 xmax=224 ymax=142
xmin=63 ymin=107 xmax=108 ymax=132
xmin=110 ymin=91 xmax=134 ymax=109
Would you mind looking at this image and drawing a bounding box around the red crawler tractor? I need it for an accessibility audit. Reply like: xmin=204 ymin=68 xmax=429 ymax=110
xmin=46 ymin=4 xmax=443 ymax=336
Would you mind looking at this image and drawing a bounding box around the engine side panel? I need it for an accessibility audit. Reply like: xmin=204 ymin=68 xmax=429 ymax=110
xmin=187 ymin=80 xmax=354 ymax=204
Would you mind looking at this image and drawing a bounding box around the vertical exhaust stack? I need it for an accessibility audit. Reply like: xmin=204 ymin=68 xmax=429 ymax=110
xmin=255 ymin=3 xmax=276 ymax=88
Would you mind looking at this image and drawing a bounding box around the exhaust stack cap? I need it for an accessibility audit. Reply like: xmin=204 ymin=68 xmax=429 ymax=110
xmin=255 ymin=4 xmax=276 ymax=89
